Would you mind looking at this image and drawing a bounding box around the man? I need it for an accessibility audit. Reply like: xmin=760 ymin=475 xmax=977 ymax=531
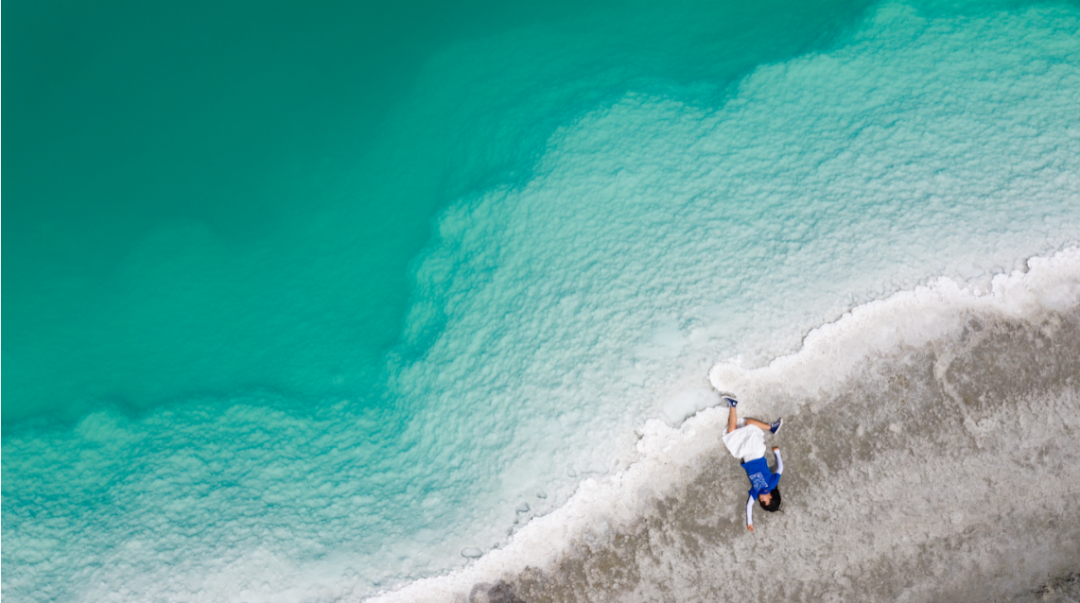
xmin=721 ymin=396 xmax=783 ymax=532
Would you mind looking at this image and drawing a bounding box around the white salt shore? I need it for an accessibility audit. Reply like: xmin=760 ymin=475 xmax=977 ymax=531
xmin=372 ymin=247 xmax=1080 ymax=603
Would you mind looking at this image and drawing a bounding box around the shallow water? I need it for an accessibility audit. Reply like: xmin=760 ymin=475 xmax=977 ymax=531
xmin=3 ymin=0 xmax=1080 ymax=600
xmin=4 ymin=0 xmax=866 ymax=424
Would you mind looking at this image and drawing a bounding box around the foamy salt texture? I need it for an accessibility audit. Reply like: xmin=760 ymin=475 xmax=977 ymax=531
xmin=3 ymin=1 xmax=1080 ymax=601
xmin=380 ymin=0 xmax=1079 ymax=586
xmin=709 ymin=248 xmax=1080 ymax=409
xmin=370 ymin=246 xmax=1080 ymax=602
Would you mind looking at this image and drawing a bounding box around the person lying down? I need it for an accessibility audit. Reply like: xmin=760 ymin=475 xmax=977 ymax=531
xmin=720 ymin=396 xmax=784 ymax=532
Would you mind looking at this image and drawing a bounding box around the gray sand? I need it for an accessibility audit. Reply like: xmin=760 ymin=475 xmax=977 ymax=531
xmin=466 ymin=309 xmax=1080 ymax=603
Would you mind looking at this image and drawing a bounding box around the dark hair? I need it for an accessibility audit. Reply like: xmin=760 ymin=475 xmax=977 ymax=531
xmin=759 ymin=487 xmax=782 ymax=512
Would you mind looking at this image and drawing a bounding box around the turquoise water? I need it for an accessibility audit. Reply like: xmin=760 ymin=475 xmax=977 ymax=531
xmin=4 ymin=0 xmax=582 ymax=423
xmin=4 ymin=0 xmax=1080 ymax=600
xmin=4 ymin=0 xmax=860 ymax=425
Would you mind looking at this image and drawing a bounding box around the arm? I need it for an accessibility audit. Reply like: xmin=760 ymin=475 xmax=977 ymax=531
xmin=773 ymin=447 xmax=784 ymax=475
xmin=745 ymin=494 xmax=755 ymax=531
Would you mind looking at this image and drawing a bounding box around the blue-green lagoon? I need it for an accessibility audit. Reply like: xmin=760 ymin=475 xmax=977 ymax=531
xmin=4 ymin=0 xmax=1080 ymax=600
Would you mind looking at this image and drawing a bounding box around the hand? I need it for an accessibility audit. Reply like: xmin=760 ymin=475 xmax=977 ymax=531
xmin=772 ymin=447 xmax=780 ymax=453
xmin=747 ymin=524 xmax=754 ymax=532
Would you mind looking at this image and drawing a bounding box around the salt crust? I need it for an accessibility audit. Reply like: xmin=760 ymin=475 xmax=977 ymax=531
xmin=378 ymin=2 xmax=1080 ymax=590
xmin=369 ymin=248 xmax=1079 ymax=602
xmin=710 ymin=247 xmax=1080 ymax=411
xmin=376 ymin=1 xmax=1080 ymax=594
xmin=3 ymin=1 xmax=1080 ymax=600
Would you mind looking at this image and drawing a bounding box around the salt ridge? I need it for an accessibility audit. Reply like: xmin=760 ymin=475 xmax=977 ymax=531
xmin=4 ymin=0 xmax=1079 ymax=598
xmin=370 ymin=245 xmax=1080 ymax=602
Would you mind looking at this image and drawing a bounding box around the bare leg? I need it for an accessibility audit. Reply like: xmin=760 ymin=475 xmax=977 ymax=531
xmin=745 ymin=418 xmax=772 ymax=431
xmin=727 ymin=406 xmax=738 ymax=434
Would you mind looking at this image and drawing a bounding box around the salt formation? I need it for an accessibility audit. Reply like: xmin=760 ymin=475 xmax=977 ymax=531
xmin=376 ymin=249 xmax=1080 ymax=602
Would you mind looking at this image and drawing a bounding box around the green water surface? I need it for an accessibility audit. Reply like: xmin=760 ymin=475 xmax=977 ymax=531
xmin=5 ymin=0 xmax=868 ymax=425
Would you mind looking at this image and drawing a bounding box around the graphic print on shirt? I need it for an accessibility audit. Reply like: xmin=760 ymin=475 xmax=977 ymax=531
xmin=749 ymin=472 xmax=770 ymax=493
